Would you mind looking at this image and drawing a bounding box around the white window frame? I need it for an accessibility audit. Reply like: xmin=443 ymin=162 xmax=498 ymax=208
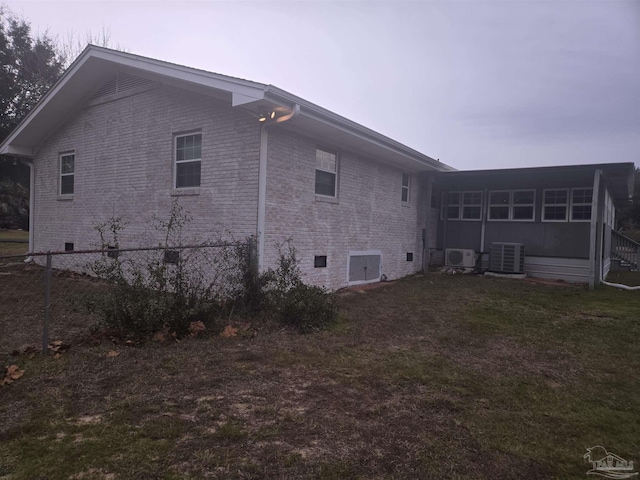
xmin=315 ymin=147 xmax=338 ymax=198
xmin=461 ymin=191 xmax=483 ymax=221
xmin=441 ymin=191 xmax=461 ymax=220
xmin=59 ymin=152 xmax=75 ymax=196
xmin=570 ymin=187 xmax=593 ymax=222
xmin=174 ymin=132 xmax=202 ymax=189
xmin=487 ymin=190 xmax=536 ymax=222
xmin=511 ymin=189 xmax=536 ymax=222
xmin=401 ymin=173 xmax=410 ymax=203
xmin=542 ymin=188 xmax=569 ymax=222
xmin=488 ymin=190 xmax=511 ymax=221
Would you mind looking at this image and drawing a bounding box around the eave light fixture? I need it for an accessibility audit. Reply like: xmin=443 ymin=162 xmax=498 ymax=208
xmin=258 ymin=111 xmax=277 ymax=122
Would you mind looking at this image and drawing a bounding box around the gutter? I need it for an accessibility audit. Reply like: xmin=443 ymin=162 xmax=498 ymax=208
xmin=256 ymin=104 xmax=300 ymax=271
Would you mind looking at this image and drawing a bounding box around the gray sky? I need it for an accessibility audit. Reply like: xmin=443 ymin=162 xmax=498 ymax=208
xmin=6 ymin=0 xmax=640 ymax=170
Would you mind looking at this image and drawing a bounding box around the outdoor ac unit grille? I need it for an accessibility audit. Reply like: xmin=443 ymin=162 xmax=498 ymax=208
xmin=445 ymin=249 xmax=475 ymax=268
xmin=489 ymin=243 xmax=525 ymax=273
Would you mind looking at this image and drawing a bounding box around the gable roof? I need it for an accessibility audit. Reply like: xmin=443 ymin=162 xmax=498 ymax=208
xmin=0 ymin=45 xmax=453 ymax=173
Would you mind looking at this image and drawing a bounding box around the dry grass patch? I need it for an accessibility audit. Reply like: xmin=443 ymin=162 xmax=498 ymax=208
xmin=1 ymin=273 xmax=639 ymax=479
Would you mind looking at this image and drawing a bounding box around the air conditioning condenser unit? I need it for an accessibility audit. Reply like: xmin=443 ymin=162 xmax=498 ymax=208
xmin=489 ymin=243 xmax=525 ymax=273
xmin=445 ymin=248 xmax=475 ymax=268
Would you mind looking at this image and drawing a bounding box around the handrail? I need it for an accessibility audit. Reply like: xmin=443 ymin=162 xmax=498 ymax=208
xmin=611 ymin=230 xmax=639 ymax=270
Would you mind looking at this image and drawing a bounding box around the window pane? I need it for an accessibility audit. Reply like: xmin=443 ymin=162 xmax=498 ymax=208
xmin=489 ymin=206 xmax=509 ymax=220
xmin=176 ymin=161 xmax=201 ymax=188
xmin=402 ymin=173 xmax=410 ymax=187
xmin=463 ymin=191 xmax=482 ymax=205
xmin=572 ymin=205 xmax=592 ymax=220
xmin=514 ymin=191 xmax=534 ymax=204
xmin=176 ymin=134 xmax=202 ymax=162
xmin=316 ymin=149 xmax=336 ymax=172
xmin=572 ymin=188 xmax=592 ymax=204
xmin=61 ymin=155 xmax=74 ymax=174
xmin=490 ymin=191 xmax=509 ymax=205
xmin=446 ymin=206 xmax=460 ymax=219
xmin=544 ymin=206 xmax=567 ymax=220
xmin=462 ymin=206 xmax=481 ymax=219
xmin=447 ymin=192 xmax=460 ymax=205
xmin=61 ymin=175 xmax=74 ymax=195
xmin=513 ymin=206 xmax=534 ymax=220
xmin=401 ymin=188 xmax=409 ymax=202
xmin=315 ymin=170 xmax=336 ymax=196
xmin=544 ymin=190 xmax=567 ymax=204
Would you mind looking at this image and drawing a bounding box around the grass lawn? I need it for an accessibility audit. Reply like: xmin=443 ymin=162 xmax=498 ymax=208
xmin=0 ymin=230 xmax=28 ymax=256
xmin=1 ymin=273 xmax=639 ymax=479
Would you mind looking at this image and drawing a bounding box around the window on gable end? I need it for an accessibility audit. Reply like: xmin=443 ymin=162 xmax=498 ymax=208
xmin=315 ymin=148 xmax=337 ymax=197
xmin=175 ymin=132 xmax=202 ymax=188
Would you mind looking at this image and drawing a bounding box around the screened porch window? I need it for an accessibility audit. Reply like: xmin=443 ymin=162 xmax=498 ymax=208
xmin=571 ymin=188 xmax=593 ymax=221
xmin=543 ymin=189 xmax=568 ymax=221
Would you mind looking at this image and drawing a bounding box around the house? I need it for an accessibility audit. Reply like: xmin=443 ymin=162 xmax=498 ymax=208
xmin=0 ymin=46 xmax=635 ymax=290
xmin=0 ymin=46 xmax=454 ymax=290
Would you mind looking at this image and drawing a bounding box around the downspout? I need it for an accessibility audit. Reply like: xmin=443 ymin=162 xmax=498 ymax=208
xmin=21 ymin=158 xmax=35 ymax=260
xmin=480 ymin=187 xmax=488 ymax=269
xmin=422 ymin=175 xmax=433 ymax=273
xmin=256 ymin=104 xmax=300 ymax=271
xmin=588 ymin=169 xmax=601 ymax=290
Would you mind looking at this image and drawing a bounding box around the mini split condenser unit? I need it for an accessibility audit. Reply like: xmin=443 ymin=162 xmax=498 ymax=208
xmin=445 ymin=249 xmax=475 ymax=268
xmin=489 ymin=243 xmax=525 ymax=274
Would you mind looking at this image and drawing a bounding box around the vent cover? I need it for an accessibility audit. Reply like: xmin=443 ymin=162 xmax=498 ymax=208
xmin=89 ymin=72 xmax=154 ymax=100
xmin=489 ymin=243 xmax=525 ymax=273
xmin=445 ymin=249 xmax=475 ymax=268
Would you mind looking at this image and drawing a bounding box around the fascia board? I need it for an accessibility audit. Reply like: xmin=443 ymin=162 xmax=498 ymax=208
xmin=87 ymin=48 xmax=266 ymax=99
xmin=0 ymin=48 xmax=96 ymax=157
xmin=263 ymin=86 xmax=454 ymax=172
xmin=0 ymin=46 xmax=268 ymax=156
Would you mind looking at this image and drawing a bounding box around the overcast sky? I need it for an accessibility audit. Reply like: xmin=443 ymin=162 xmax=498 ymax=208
xmin=5 ymin=0 xmax=639 ymax=170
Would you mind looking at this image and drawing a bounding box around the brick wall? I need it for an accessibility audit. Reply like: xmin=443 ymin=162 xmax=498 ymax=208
xmin=263 ymin=128 xmax=424 ymax=290
xmin=32 ymin=85 xmax=261 ymax=252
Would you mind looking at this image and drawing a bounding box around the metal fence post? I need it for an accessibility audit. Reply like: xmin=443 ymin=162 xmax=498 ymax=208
xmin=42 ymin=253 xmax=52 ymax=355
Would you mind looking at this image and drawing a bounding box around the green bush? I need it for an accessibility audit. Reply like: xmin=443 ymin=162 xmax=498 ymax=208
xmin=85 ymin=201 xmax=240 ymax=340
xmin=278 ymin=283 xmax=338 ymax=333
xmin=260 ymin=239 xmax=338 ymax=333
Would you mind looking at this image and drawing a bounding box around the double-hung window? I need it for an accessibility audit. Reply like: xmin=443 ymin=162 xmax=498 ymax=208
xmin=441 ymin=191 xmax=482 ymax=220
xmin=60 ymin=153 xmax=75 ymax=195
xmin=442 ymin=192 xmax=461 ymax=220
xmin=487 ymin=190 xmax=535 ymax=221
xmin=461 ymin=191 xmax=482 ymax=220
xmin=488 ymin=191 xmax=510 ymax=220
xmin=401 ymin=173 xmax=410 ymax=203
xmin=175 ymin=133 xmax=202 ymax=188
xmin=571 ymin=188 xmax=592 ymax=221
xmin=315 ymin=148 xmax=337 ymax=197
xmin=542 ymin=189 xmax=569 ymax=221
xmin=512 ymin=190 xmax=535 ymax=220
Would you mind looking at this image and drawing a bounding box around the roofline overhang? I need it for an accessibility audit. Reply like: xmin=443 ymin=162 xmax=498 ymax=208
xmin=0 ymin=45 xmax=453 ymax=172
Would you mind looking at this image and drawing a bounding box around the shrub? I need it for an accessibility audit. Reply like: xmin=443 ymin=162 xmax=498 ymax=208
xmin=260 ymin=239 xmax=338 ymax=333
xmin=278 ymin=283 xmax=338 ymax=333
xmin=85 ymin=200 xmax=243 ymax=340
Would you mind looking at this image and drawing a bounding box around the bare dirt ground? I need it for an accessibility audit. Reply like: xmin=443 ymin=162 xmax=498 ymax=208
xmin=1 ymin=270 xmax=639 ymax=479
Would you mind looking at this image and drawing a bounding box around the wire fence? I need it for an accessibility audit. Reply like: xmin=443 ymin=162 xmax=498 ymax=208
xmin=0 ymin=241 xmax=253 ymax=356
